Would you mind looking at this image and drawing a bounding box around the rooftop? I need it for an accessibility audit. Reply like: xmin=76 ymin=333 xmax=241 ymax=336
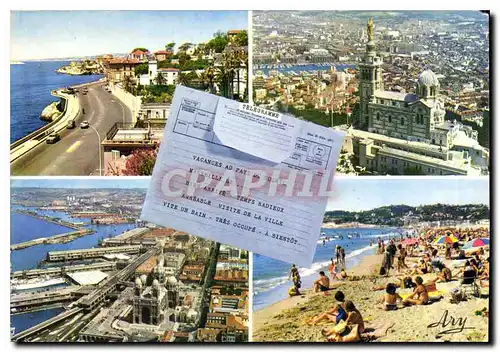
xmin=67 ymin=270 xmax=108 ymax=286
xmin=374 ymin=90 xmax=418 ymax=103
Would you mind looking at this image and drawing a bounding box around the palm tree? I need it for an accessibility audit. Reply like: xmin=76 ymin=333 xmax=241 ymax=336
xmin=177 ymin=72 xmax=190 ymax=86
xmin=155 ymin=72 xmax=167 ymax=86
xmin=201 ymin=66 xmax=216 ymax=94
xmin=215 ymin=64 xmax=231 ymax=98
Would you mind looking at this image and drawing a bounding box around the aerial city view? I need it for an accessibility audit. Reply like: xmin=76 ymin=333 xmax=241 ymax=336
xmin=10 ymin=11 xmax=248 ymax=176
xmin=252 ymin=11 xmax=489 ymax=176
xmin=10 ymin=179 xmax=249 ymax=342
xmin=253 ymin=177 xmax=490 ymax=342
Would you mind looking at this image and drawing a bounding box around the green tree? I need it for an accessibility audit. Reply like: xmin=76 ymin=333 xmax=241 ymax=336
xmin=123 ymin=75 xmax=133 ymax=93
xmin=206 ymin=31 xmax=229 ymax=53
xmin=165 ymin=42 xmax=175 ymax=52
xmin=135 ymin=63 xmax=148 ymax=76
xmin=178 ymin=42 xmax=193 ymax=52
xmin=155 ymin=73 xmax=167 ymax=86
xmin=232 ymin=30 xmax=248 ymax=46
xmin=132 ymin=47 xmax=149 ymax=52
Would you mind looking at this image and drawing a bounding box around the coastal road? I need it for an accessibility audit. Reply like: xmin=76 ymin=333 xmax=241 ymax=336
xmin=11 ymin=81 xmax=132 ymax=176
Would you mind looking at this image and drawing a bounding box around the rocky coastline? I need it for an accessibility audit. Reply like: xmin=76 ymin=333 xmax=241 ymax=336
xmin=55 ymin=60 xmax=103 ymax=75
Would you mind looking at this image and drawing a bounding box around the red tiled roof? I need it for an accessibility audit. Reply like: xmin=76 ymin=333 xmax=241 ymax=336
xmin=108 ymin=58 xmax=141 ymax=64
xmin=155 ymin=50 xmax=171 ymax=55
xmin=158 ymin=68 xmax=180 ymax=72
xmin=131 ymin=49 xmax=148 ymax=55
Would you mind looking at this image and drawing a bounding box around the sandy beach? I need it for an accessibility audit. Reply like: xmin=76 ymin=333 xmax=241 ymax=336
xmin=253 ymin=253 xmax=489 ymax=342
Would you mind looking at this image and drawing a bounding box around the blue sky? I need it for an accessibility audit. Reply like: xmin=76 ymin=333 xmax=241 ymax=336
xmin=326 ymin=177 xmax=489 ymax=211
xmin=11 ymin=177 xmax=489 ymax=211
xmin=10 ymin=11 xmax=248 ymax=61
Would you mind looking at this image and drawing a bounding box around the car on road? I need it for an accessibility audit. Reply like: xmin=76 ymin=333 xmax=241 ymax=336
xmin=80 ymin=121 xmax=90 ymax=129
xmin=66 ymin=120 xmax=76 ymax=129
xmin=46 ymin=133 xmax=60 ymax=144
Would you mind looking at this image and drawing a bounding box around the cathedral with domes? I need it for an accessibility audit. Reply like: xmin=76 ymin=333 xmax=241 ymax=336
xmin=341 ymin=18 xmax=489 ymax=176
xmin=358 ymin=20 xmax=448 ymax=144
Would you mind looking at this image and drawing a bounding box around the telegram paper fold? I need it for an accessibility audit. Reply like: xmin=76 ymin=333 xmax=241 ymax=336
xmin=141 ymin=86 xmax=345 ymax=267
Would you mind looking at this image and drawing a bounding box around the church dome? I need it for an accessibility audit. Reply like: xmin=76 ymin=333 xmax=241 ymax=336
xmin=167 ymin=276 xmax=178 ymax=285
xmin=135 ymin=277 xmax=143 ymax=287
xmin=152 ymin=279 xmax=160 ymax=287
xmin=418 ymin=70 xmax=439 ymax=87
xmin=140 ymin=274 xmax=148 ymax=285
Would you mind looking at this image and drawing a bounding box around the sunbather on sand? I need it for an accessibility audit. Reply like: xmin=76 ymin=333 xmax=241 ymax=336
xmin=322 ymin=300 xmax=365 ymax=338
xmin=431 ymin=264 xmax=453 ymax=283
xmin=403 ymin=276 xmax=429 ymax=306
xmin=313 ymin=271 xmax=330 ymax=293
xmin=377 ymin=283 xmax=403 ymax=310
xmin=307 ymin=291 xmax=347 ymax=326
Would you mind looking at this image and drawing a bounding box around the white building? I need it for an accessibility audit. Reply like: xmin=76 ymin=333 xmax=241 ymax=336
xmin=139 ymin=61 xmax=179 ymax=86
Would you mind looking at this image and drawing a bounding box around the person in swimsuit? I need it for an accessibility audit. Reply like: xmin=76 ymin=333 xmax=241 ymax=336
xmin=377 ymin=283 xmax=403 ymax=310
xmin=289 ymin=264 xmax=299 ymax=280
xmin=403 ymin=276 xmax=429 ymax=306
xmin=328 ymin=258 xmax=339 ymax=281
xmin=313 ymin=271 xmax=330 ymax=292
xmin=432 ymin=264 xmax=452 ymax=283
xmin=322 ymin=300 xmax=365 ymax=339
xmin=308 ymin=291 xmax=347 ymax=326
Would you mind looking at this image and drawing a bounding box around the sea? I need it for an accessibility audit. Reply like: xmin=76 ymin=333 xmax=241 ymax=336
xmin=10 ymin=206 xmax=136 ymax=333
xmin=253 ymin=227 xmax=400 ymax=311
xmin=254 ymin=63 xmax=356 ymax=76
xmin=10 ymin=61 xmax=103 ymax=143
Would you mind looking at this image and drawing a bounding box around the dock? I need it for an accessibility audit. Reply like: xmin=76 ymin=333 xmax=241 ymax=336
xmin=10 ymin=229 xmax=95 ymax=251
xmin=11 ymin=262 xmax=116 ymax=279
xmin=46 ymin=245 xmax=142 ymax=262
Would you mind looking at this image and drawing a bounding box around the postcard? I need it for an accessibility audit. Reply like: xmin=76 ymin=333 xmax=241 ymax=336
xmin=141 ymin=85 xmax=344 ymax=267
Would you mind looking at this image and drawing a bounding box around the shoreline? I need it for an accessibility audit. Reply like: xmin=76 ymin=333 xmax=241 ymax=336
xmin=10 ymin=78 xmax=102 ymax=149
xmin=253 ymin=252 xmax=489 ymax=342
xmin=322 ymin=222 xmax=389 ymax=229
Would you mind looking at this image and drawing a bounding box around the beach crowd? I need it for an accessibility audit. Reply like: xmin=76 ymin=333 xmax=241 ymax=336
xmin=288 ymin=226 xmax=490 ymax=342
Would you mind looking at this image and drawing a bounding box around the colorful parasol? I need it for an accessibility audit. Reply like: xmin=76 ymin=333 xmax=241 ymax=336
xmin=401 ymin=238 xmax=419 ymax=245
xmin=462 ymin=238 xmax=489 ymax=249
xmin=433 ymin=235 xmax=459 ymax=244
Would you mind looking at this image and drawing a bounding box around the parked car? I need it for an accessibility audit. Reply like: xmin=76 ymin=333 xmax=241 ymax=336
xmin=66 ymin=120 xmax=76 ymax=129
xmin=80 ymin=121 xmax=90 ymax=129
xmin=46 ymin=133 xmax=60 ymax=144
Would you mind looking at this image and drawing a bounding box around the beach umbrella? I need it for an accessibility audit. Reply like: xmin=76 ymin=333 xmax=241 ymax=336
xmin=462 ymin=238 xmax=489 ymax=249
xmin=433 ymin=235 xmax=458 ymax=245
xmin=401 ymin=238 xmax=418 ymax=245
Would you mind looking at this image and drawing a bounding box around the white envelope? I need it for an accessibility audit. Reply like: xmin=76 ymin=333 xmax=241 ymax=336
xmin=141 ymin=85 xmax=345 ymax=267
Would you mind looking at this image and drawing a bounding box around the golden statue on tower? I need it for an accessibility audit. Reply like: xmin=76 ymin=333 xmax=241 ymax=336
xmin=367 ymin=18 xmax=374 ymax=41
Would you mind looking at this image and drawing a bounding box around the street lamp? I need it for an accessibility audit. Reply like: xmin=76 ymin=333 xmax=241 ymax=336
xmin=88 ymin=124 xmax=102 ymax=176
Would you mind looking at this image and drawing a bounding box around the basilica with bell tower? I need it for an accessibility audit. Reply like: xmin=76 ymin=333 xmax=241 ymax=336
xmin=357 ymin=18 xmax=448 ymax=145
xmin=358 ymin=18 xmax=384 ymax=129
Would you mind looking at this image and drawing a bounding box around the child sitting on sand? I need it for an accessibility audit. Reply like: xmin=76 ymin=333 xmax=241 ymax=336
xmin=307 ymin=291 xmax=347 ymax=326
xmin=377 ymin=283 xmax=403 ymax=310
